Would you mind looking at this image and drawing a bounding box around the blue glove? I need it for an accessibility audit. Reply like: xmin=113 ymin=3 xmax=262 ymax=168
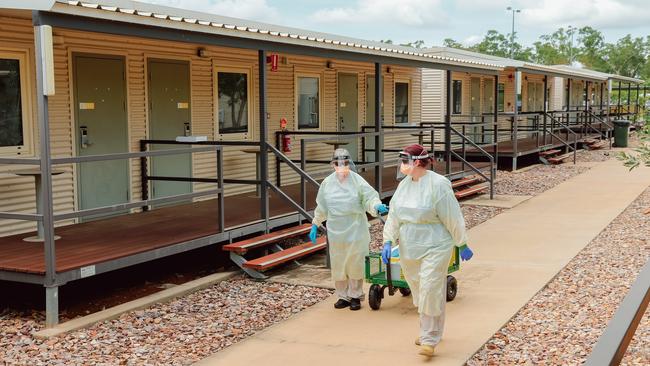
xmin=381 ymin=241 xmax=392 ymax=264
xmin=309 ymin=224 xmax=318 ymax=244
xmin=375 ymin=203 xmax=389 ymax=215
xmin=460 ymin=246 xmax=473 ymax=261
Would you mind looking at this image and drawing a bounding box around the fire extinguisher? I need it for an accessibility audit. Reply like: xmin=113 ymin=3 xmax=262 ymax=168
xmin=280 ymin=117 xmax=292 ymax=153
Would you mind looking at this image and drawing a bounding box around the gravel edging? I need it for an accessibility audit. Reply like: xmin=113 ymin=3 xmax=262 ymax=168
xmin=467 ymin=188 xmax=650 ymax=365
xmin=0 ymin=276 xmax=333 ymax=365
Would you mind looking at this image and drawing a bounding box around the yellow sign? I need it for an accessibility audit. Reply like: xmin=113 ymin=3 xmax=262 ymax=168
xmin=79 ymin=102 xmax=95 ymax=110
xmin=177 ymin=102 xmax=189 ymax=109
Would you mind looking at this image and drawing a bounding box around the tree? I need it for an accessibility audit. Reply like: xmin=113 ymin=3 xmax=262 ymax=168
xmin=466 ymin=30 xmax=532 ymax=61
xmin=401 ymin=40 xmax=425 ymax=48
xmin=602 ymin=35 xmax=648 ymax=78
xmin=443 ymin=38 xmax=464 ymax=49
xmin=576 ymin=26 xmax=607 ymax=70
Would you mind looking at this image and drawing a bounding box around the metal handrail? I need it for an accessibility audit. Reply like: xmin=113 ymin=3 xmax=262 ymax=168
xmin=449 ymin=126 xmax=495 ymax=199
xmin=542 ymin=112 xmax=578 ymax=164
xmin=585 ymin=259 xmax=650 ymax=365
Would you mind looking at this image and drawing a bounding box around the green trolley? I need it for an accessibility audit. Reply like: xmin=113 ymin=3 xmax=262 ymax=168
xmin=364 ymin=246 xmax=461 ymax=310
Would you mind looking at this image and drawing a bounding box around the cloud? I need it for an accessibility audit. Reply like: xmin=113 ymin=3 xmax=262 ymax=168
xmin=462 ymin=35 xmax=482 ymax=46
xmin=518 ymin=0 xmax=650 ymax=29
xmin=143 ymin=0 xmax=280 ymax=22
xmin=309 ymin=0 xmax=448 ymax=28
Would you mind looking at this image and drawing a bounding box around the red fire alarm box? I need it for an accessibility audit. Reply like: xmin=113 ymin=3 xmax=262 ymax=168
xmin=266 ymin=54 xmax=279 ymax=72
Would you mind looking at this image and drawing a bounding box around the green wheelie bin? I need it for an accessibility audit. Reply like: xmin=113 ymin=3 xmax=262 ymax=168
xmin=613 ymin=120 xmax=631 ymax=147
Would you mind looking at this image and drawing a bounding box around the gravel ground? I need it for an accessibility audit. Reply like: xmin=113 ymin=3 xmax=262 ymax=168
xmin=495 ymin=164 xmax=591 ymax=196
xmin=368 ymin=205 xmax=507 ymax=252
xmin=0 ymin=277 xmax=332 ymax=365
xmin=467 ymin=188 xmax=650 ymax=365
xmin=575 ymin=148 xmax=613 ymax=162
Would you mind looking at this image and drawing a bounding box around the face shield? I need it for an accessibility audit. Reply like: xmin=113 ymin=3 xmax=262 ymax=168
xmin=332 ymin=148 xmax=356 ymax=179
xmin=397 ymin=150 xmax=430 ymax=180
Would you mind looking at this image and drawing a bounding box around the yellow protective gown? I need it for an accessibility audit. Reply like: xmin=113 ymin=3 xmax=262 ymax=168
xmin=383 ymin=170 xmax=467 ymax=317
xmin=313 ymin=171 xmax=382 ymax=281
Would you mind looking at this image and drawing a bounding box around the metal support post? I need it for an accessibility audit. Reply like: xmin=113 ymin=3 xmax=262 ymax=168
xmin=512 ymin=70 xmax=520 ymax=170
xmin=258 ymin=50 xmax=269 ymax=232
xmin=374 ymin=62 xmax=383 ymax=193
xmin=33 ymin=12 xmax=58 ymax=328
xmin=445 ymin=70 xmax=452 ymax=174
xmin=543 ymin=76 xmax=548 ymax=145
xmin=493 ymin=74 xmax=499 ymax=173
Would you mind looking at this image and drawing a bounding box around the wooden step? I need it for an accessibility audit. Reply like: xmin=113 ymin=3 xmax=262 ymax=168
xmin=454 ymin=184 xmax=488 ymax=199
xmin=539 ymin=149 xmax=561 ymax=157
xmin=451 ymin=176 xmax=480 ymax=189
xmin=242 ymin=238 xmax=327 ymax=271
xmin=589 ymin=141 xmax=608 ymax=150
xmin=223 ymin=224 xmax=312 ymax=254
xmin=547 ymin=153 xmax=573 ymax=164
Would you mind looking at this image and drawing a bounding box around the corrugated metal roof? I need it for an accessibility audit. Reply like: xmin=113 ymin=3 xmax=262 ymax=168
xmin=28 ymin=0 xmax=503 ymax=70
xmin=423 ymin=46 xmax=632 ymax=82
xmin=552 ymin=65 xmax=644 ymax=84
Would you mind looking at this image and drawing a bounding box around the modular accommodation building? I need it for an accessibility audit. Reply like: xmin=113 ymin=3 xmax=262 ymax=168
xmin=0 ymin=0 xmax=502 ymax=326
xmin=420 ymin=47 xmax=633 ymax=169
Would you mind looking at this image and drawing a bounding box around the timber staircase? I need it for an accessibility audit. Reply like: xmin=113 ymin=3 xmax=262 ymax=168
xmin=223 ymin=223 xmax=326 ymax=279
xmin=583 ymin=138 xmax=608 ymax=150
xmin=452 ymin=176 xmax=488 ymax=200
xmin=539 ymin=148 xmax=573 ymax=165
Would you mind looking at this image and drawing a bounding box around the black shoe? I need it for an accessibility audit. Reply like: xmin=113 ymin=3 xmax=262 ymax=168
xmin=334 ymin=299 xmax=350 ymax=309
xmin=349 ymin=298 xmax=361 ymax=311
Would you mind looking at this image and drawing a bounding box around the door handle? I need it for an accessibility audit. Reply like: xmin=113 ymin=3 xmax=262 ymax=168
xmin=184 ymin=122 xmax=191 ymax=136
xmin=339 ymin=116 xmax=344 ymax=130
xmin=80 ymin=126 xmax=92 ymax=148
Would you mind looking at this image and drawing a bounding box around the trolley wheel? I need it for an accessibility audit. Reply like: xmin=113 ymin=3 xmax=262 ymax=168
xmin=446 ymin=275 xmax=458 ymax=302
xmin=368 ymin=284 xmax=383 ymax=310
xmin=398 ymin=287 xmax=411 ymax=297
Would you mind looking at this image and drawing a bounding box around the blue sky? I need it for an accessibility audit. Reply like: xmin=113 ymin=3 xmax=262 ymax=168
xmin=146 ymin=0 xmax=650 ymax=47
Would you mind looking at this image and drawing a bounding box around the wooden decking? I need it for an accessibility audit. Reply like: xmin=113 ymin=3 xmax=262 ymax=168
xmin=460 ymin=134 xmax=602 ymax=157
xmin=0 ymin=162 xmax=489 ymax=276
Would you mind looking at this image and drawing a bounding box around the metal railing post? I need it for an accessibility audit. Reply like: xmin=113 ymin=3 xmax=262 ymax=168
xmin=140 ymin=141 xmax=149 ymax=212
xmin=217 ymin=148 xmax=225 ymax=232
xmin=445 ymin=70 xmax=452 ymax=174
xmin=300 ymin=139 xmax=306 ymax=210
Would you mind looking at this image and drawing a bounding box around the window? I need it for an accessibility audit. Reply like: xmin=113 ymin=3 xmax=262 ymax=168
xmin=395 ymin=82 xmax=409 ymax=124
xmin=452 ymin=80 xmax=462 ymax=114
xmin=366 ymin=76 xmax=384 ymax=124
xmin=217 ymin=70 xmax=250 ymax=136
xmin=0 ymin=53 xmax=31 ymax=155
xmin=297 ymin=76 xmax=320 ymax=129
xmin=497 ymin=83 xmax=505 ymax=112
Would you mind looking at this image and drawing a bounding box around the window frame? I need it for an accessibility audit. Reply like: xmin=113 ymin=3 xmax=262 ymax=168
xmin=295 ymin=73 xmax=322 ymax=130
xmin=0 ymin=50 xmax=33 ymax=156
xmin=452 ymin=79 xmax=462 ymax=115
xmin=214 ymin=66 xmax=254 ymax=140
xmin=394 ymin=79 xmax=411 ymax=124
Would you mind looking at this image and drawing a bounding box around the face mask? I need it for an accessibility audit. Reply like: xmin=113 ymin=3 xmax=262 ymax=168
xmin=335 ymin=165 xmax=350 ymax=178
xmin=400 ymin=162 xmax=414 ymax=177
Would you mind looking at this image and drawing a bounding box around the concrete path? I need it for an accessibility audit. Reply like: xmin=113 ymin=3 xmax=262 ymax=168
xmin=197 ymin=160 xmax=650 ymax=366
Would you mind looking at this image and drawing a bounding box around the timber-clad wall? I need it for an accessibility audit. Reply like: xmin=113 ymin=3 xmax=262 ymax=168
xmin=0 ymin=14 xmax=421 ymax=236
xmin=422 ymin=69 xmax=566 ymax=144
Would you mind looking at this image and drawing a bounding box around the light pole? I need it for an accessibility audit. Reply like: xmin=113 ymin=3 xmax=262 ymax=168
xmin=507 ymin=6 xmax=521 ymax=59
